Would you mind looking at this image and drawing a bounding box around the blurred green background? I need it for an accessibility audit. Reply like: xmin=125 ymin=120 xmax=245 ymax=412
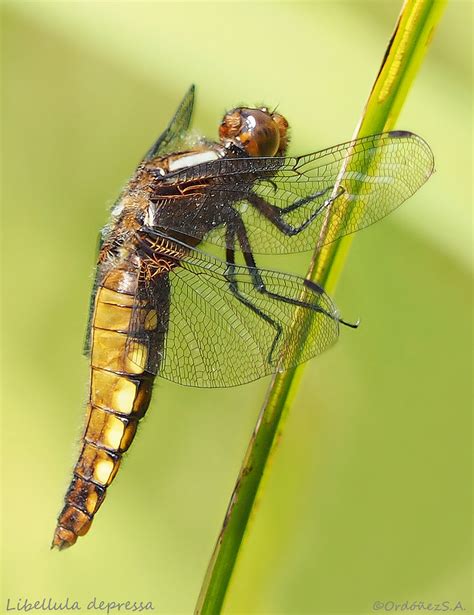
xmin=1 ymin=2 xmax=472 ymax=614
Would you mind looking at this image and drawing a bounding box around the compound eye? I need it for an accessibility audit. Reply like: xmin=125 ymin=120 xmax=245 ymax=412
xmin=240 ymin=110 xmax=281 ymax=157
xmin=219 ymin=108 xmax=281 ymax=157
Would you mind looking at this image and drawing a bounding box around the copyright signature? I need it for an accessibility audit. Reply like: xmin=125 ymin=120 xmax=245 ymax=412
xmin=372 ymin=601 xmax=466 ymax=612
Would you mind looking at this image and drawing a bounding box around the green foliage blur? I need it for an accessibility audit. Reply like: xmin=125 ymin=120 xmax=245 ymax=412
xmin=1 ymin=2 xmax=471 ymax=614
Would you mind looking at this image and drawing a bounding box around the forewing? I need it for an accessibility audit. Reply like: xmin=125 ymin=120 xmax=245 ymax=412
xmin=144 ymin=85 xmax=195 ymax=161
xmin=128 ymin=240 xmax=341 ymax=387
xmin=154 ymin=131 xmax=434 ymax=254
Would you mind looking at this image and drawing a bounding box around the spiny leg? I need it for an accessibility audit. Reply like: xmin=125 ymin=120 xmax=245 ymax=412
xmin=228 ymin=212 xmax=337 ymax=324
xmin=247 ymin=185 xmax=344 ymax=236
xmin=224 ymin=225 xmax=283 ymax=366
xmin=259 ymin=181 xmax=332 ymax=214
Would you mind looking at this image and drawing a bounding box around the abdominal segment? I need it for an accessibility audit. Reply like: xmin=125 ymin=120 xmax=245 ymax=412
xmin=52 ymin=265 xmax=165 ymax=549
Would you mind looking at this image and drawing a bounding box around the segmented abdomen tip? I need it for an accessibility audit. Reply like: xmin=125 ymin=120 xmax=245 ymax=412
xmin=51 ymin=527 xmax=77 ymax=551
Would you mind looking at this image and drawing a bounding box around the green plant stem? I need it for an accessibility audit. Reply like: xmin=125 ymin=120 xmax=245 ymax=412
xmin=194 ymin=2 xmax=446 ymax=613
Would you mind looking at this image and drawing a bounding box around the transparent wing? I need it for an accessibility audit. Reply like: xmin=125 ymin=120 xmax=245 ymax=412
xmin=144 ymin=85 xmax=195 ymax=160
xmin=152 ymin=131 xmax=434 ymax=254
xmin=125 ymin=238 xmax=340 ymax=388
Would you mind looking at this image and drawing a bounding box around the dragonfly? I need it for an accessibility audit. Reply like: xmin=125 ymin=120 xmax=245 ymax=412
xmin=52 ymin=85 xmax=434 ymax=549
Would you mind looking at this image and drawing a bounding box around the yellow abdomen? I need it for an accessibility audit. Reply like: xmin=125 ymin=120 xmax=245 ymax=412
xmin=52 ymin=266 xmax=156 ymax=549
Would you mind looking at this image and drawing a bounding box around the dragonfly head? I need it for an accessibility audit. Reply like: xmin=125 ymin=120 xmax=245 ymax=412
xmin=219 ymin=106 xmax=289 ymax=157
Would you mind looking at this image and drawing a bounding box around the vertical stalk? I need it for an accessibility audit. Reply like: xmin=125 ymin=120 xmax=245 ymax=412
xmin=195 ymin=2 xmax=446 ymax=613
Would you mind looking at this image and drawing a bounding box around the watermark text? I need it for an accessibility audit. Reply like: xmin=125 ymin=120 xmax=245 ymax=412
xmin=5 ymin=596 xmax=154 ymax=614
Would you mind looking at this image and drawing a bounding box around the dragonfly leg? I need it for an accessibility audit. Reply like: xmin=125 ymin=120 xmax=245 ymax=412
xmin=228 ymin=213 xmax=338 ymax=324
xmin=247 ymin=186 xmax=343 ymax=236
xmin=278 ymin=187 xmax=332 ymax=214
xmin=224 ymin=227 xmax=283 ymax=366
